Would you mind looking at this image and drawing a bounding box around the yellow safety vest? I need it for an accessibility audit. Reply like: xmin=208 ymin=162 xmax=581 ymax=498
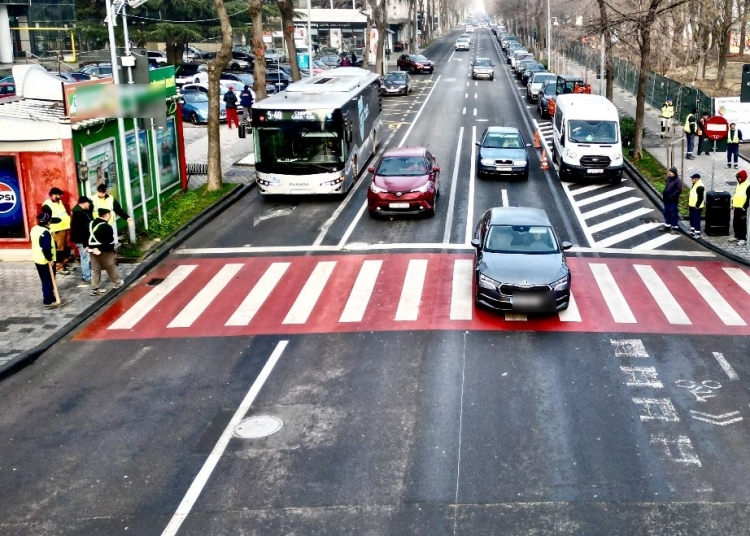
xmin=733 ymin=181 xmax=749 ymax=208
xmin=92 ymin=194 xmax=117 ymax=233
xmin=30 ymin=225 xmax=56 ymax=265
xmin=728 ymin=130 xmax=740 ymax=144
xmin=688 ymin=179 xmax=705 ymax=209
xmin=683 ymin=114 xmax=695 ymax=134
xmin=661 ymin=104 xmax=674 ymax=119
xmin=42 ymin=199 xmax=71 ymax=232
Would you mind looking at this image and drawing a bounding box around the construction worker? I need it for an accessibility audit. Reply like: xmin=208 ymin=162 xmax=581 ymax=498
xmin=660 ymin=98 xmax=674 ymax=138
xmin=726 ymin=122 xmax=743 ymax=169
xmin=684 ymin=108 xmax=697 ymax=160
xmin=41 ymin=187 xmax=71 ymax=275
xmin=731 ymin=169 xmax=749 ymax=246
xmin=93 ymin=183 xmax=132 ymax=246
xmin=88 ymin=208 xmax=123 ymax=296
xmin=688 ymin=173 xmax=705 ymax=239
xmin=30 ymin=212 xmax=63 ymax=308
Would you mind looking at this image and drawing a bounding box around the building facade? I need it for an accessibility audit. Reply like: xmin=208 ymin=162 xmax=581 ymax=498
xmin=0 ymin=0 xmax=76 ymax=64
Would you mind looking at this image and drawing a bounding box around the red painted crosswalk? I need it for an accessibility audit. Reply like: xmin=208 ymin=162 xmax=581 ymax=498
xmin=75 ymin=254 xmax=750 ymax=341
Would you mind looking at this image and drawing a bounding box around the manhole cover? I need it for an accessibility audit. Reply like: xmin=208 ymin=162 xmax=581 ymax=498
xmin=232 ymin=415 xmax=283 ymax=439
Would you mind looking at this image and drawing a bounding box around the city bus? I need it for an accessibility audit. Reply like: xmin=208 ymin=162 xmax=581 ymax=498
xmin=251 ymin=67 xmax=382 ymax=196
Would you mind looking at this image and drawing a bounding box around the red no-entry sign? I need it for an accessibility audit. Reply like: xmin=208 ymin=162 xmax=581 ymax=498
xmin=704 ymin=115 xmax=729 ymax=141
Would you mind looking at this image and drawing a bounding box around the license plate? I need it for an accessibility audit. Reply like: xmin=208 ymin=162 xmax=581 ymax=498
xmin=512 ymin=293 xmax=544 ymax=308
xmin=587 ymin=168 xmax=605 ymax=174
xmin=496 ymin=166 xmax=513 ymax=172
xmin=389 ymin=202 xmax=410 ymax=209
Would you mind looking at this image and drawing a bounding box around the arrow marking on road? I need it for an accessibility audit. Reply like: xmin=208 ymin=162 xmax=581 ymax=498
xmin=689 ymin=410 xmax=743 ymax=426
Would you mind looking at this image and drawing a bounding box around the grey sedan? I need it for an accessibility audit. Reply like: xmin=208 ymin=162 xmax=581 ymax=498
xmin=471 ymin=57 xmax=494 ymax=80
xmin=475 ymin=126 xmax=531 ymax=179
xmin=381 ymin=71 xmax=412 ymax=96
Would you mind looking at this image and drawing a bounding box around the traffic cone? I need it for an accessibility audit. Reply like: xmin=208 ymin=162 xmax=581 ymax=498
xmin=533 ymin=130 xmax=541 ymax=149
xmin=540 ymin=152 xmax=549 ymax=170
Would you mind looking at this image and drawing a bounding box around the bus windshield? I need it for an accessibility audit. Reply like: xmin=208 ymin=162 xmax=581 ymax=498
xmin=257 ymin=125 xmax=343 ymax=170
xmin=568 ymin=120 xmax=619 ymax=144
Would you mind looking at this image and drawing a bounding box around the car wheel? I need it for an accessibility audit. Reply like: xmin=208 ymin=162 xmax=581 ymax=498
xmin=611 ymin=175 xmax=623 ymax=185
xmin=190 ymin=112 xmax=200 ymax=125
xmin=523 ymin=169 xmax=529 ymax=181
xmin=490 ymin=75 xmax=494 ymax=81
xmin=410 ymin=66 xmax=416 ymax=74
xmin=368 ymin=210 xmax=378 ymax=219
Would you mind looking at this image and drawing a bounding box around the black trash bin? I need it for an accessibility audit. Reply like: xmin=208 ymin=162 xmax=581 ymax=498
xmin=705 ymin=190 xmax=731 ymax=236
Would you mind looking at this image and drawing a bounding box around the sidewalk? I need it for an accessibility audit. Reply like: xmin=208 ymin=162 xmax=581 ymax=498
xmin=0 ymin=124 xmax=255 ymax=371
xmin=562 ymin=58 xmax=750 ymax=264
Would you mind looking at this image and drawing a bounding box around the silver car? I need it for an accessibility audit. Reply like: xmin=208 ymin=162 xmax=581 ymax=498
xmin=471 ymin=57 xmax=494 ymax=80
xmin=527 ymin=72 xmax=555 ymax=102
xmin=455 ymin=37 xmax=470 ymax=51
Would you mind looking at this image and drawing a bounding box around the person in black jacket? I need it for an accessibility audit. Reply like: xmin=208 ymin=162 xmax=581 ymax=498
xmin=239 ymin=85 xmax=254 ymax=121
xmin=224 ymin=86 xmax=240 ymax=129
xmin=88 ymin=208 xmax=123 ymax=296
xmin=70 ymin=196 xmax=93 ymax=284
xmin=661 ymin=167 xmax=682 ymax=233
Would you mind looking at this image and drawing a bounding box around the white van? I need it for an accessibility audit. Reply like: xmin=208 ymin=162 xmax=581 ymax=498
xmin=551 ymin=94 xmax=623 ymax=183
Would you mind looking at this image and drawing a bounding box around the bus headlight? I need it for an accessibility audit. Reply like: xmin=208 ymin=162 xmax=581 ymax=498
xmin=321 ymin=176 xmax=344 ymax=187
xmin=257 ymin=175 xmax=281 ymax=187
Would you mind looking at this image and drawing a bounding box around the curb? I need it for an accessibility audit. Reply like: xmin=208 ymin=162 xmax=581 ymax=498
xmin=623 ymin=160 xmax=750 ymax=267
xmin=0 ymin=181 xmax=255 ymax=382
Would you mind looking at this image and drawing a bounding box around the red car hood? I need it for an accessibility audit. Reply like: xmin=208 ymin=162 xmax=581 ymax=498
xmin=374 ymin=174 xmax=430 ymax=192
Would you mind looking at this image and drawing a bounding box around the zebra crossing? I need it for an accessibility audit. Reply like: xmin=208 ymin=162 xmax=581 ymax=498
xmin=75 ymin=254 xmax=750 ymax=341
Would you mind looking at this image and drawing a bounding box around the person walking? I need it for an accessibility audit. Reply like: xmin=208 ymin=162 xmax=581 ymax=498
xmin=223 ymin=86 xmax=240 ymax=129
xmin=696 ymin=112 xmax=710 ymax=155
xmin=726 ymin=122 xmax=743 ymax=169
xmin=70 ymin=195 xmax=93 ymax=285
xmin=239 ymin=85 xmax=254 ymax=122
xmin=88 ymin=208 xmax=123 ymax=296
xmin=661 ymin=166 xmax=682 ymax=233
xmin=93 ymin=183 xmax=132 ymax=246
xmin=30 ymin=212 xmax=63 ymax=308
xmin=688 ymin=173 xmax=705 ymax=239
xmin=660 ymin=98 xmax=674 ymax=138
xmin=730 ymin=169 xmax=749 ymax=246
xmin=351 ymin=51 xmax=357 ymax=66
xmin=41 ymin=187 xmax=72 ymax=275
xmin=340 ymin=55 xmax=350 ymax=67
xmin=684 ymin=108 xmax=697 ymax=160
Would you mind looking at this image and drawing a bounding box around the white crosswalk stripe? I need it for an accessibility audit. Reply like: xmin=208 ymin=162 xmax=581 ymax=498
xmin=587 ymin=207 xmax=654 ymax=234
xmin=580 ymin=197 xmax=642 ymax=220
xmin=569 ymin=184 xmax=607 ymax=197
xmin=589 ymin=263 xmax=637 ymax=323
xmin=576 ymin=186 xmax=635 ymax=207
xmin=595 ymin=222 xmax=663 ymax=248
xmin=558 ymin=291 xmax=581 ymax=322
xmin=450 ymin=259 xmax=474 ymax=320
xmin=723 ymin=267 xmax=750 ymax=296
xmin=168 ymin=264 xmax=244 ymax=328
xmin=632 ymin=233 xmax=681 ymax=250
xmin=225 ymin=262 xmax=290 ymax=326
xmin=634 ymin=265 xmax=691 ymax=325
xmin=339 ymin=260 xmax=382 ymax=323
xmin=395 ymin=259 xmax=428 ymax=321
xmin=679 ymin=267 xmax=746 ymax=326
xmin=283 ymin=261 xmax=337 ymax=324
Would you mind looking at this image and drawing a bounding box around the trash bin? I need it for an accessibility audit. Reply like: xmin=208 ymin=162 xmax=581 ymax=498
xmin=705 ymin=190 xmax=731 ymax=236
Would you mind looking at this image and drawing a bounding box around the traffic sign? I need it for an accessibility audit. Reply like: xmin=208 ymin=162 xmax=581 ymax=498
xmin=705 ymin=115 xmax=729 ymax=141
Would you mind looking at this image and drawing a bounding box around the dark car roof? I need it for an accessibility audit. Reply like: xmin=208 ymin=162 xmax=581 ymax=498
xmin=559 ymin=74 xmax=584 ymax=81
xmin=488 ymin=207 xmax=551 ymax=226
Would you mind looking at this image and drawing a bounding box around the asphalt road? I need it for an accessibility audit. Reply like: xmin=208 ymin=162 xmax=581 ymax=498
xmin=1 ymin=29 xmax=750 ymax=536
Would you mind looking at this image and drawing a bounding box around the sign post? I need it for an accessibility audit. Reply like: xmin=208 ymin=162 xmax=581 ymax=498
xmin=704 ymin=115 xmax=729 ymax=191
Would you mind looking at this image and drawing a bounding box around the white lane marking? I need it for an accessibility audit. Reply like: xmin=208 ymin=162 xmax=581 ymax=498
xmin=475 ymin=81 xmax=478 ymax=86
xmin=473 ymin=108 xmax=477 ymax=116
xmin=443 ymin=126 xmax=465 ymax=243
xmin=580 ymin=197 xmax=642 ymax=219
xmin=505 ymin=313 xmax=527 ymax=321
xmin=690 ymin=410 xmax=743 ymax=426
xmin=108 ymin=265 xmax=196 ymax=330
xmin=167 ymin=263 xmax=244 ymax=328
xmin=501 ymin=189 xmax=509 ymax=207
xmin=712 ymin=352 xmax=739 ymax=380
xmin=464 ymin=126 xmax=477 ymax=244
xmin=225 ymin=262 xmax=290 ymax=326
xmin=161 ymin=340 xmax=288 ymax=536
xmin=568 ymin=246 xmax=713 ymax=257
xmin=594 ymin=222 xmax=662 ymax=248
xmin=650 ymin=435 xmax=702 ymax=466
xmin=632 ymin=233 xmax=681 ymax=251
xmin=463 ymin=107 xmax=466 ymax=114
xmin=575 ymin=186 xmax=635 ymax=207
xmin=587 ymin=207 xmax=654 ymax=234
xmin=632 ymin=398 xmax=680 ymax=421
xmin=177 ymin=243 xmax=474 ymax=255
xmin=338 ymin=200 xmax=368 ymax=248
xmin=474 ymin=92 xmax=478 ymax=99
xmin=282 ymin=261 xmax=337 ymax=324
xmin=447 ymin=50 xmax=455 ymax=62
xmin=620 ymin=366 xmax=664 ymax=388
xmin=450 ymin=259 xmax=474 ymax=321
xmin=339 ymin=260 xmax=382 ymax=323
xmin=723 ymin=267 xmax=750 ymax=296
xmin=559 ymin=182 xmax=594 ymax=246
xmin=611 ymin=338 xmax=649 ymax=358
xmin=633 ymin=265 xmax=691 ymax=325
xmin=558 ymin=291 xmax=581 ymax=321
xmin=679 ymin=266 xmax=746 ymax=326
xmin=567 ymin=184 xmax=607 ymax=196
xmin=465 ymin=92 xmax=468 ymax=98
xmin=590 ymin=263 xmax=637 ymax=323
xmin=395 ymin=259 xmax=428 ymax=321
xmin=398 ymin=74 xmax=441 ymax=147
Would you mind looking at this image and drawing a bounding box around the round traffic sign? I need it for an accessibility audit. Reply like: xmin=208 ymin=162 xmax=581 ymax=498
xmin=704 ymin=115 xmax=729 ymax=141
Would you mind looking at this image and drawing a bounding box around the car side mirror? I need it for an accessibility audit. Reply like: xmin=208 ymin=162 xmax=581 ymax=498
xmin=561 ymin=241 xmax=573 ymax=250
xmin=433 ymin=165 xmax=441 ymax=173
xmin=475 ymin=142 xmax=481 ymax=146
xmin=471 ymin=238 xmax=481 ymax=249
xmin=367 ymin=166 xmax=375 ymax=173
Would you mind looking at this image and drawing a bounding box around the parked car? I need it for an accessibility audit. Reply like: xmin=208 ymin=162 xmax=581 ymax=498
xmin=397 ymin=53 xmax=434 ymax=74
xmin=367 ymin=146 xmax=440 ymax=217
xmin=229 ymin=51 xmax=253 ymax=70
xmin=219 ymin=71 xmax=276 ymax=94
xmin=76 ymin=63 xmax=113 ymax=79
xmin=471 ymin=57 xmax=494 ymax=80
xmin=475 ymin=126 xmax=530 ymax=180
xmin=471 ymin=207 xmax=572 ymax=313
xmin=527 ymin=72 xmax=555 ymax=102
xmin=0 ymin=76 xmax=12 ymax=84
xmin=521 ymin=63 xmax=546 ymax=85
xmin=0 ymin=83 xmax=16 ymax=98
xmin=183 ymin=45 xmax=215 ymax=62
xmin=264 ymin=68 xmax=293 ymax=91
xmin=148 ymin=50 xmax=167 ymax=64
xmin=264 ymin=48 xmax=286 ymax=64
xmin=317 ymin=54 xmax=341 ymax=68
xmin=175 ymin=63 xmax=208 ymax=86
xmin=537 ymin=80 xmax=557 ymax=118
xmin=317 ymin=46 xmax=339 ymax=57
xmin=381 ymin=71 xmax=412 ymax=96
xmin=179 ymin=91 xmax=226 ymax=124
xmin=67 ymin=72 xmax=92 ymax=82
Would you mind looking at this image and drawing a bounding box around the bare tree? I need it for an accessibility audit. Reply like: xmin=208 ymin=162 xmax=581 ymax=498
xmin=596 ymin=0 xmax=614 ymax=101
xmin=249 ymin=0 xmax=268 ymax=101
xmin=740 ymin=0 xmax=750 ymax=54
xmin=367 ymin=0 xmax=388 ymax=74
xmin=713 ymin=0 xmax=745 ymax=88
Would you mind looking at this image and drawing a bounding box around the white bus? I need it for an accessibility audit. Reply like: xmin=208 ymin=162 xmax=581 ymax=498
xmin=251 ymin=67 xmax=383 ymax=196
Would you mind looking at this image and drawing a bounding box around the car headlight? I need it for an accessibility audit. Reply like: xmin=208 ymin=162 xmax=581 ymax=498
xmin=566 ymin=149 xmax=578 ymax=160
xmin=410 ymin=181 xmax=431 ymax=193
xmin=480 ymin=158 xmax=495 ymax=166
xmin=370 ymin=182 xmax=387 ymax=194
xmin=513 ymin=160 xmax=527 ymax=166
xmin=612 ymin=154 xmax=622 ymax=162
xmin=551 ymin=274 xmax=570 ymax=291
xmin=478 ymin=273 xmax=500 ymax=290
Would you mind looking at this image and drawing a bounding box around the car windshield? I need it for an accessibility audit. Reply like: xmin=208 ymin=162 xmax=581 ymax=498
xmin=474 ymin=59 xmax=492 ymax=67
xmin=414 ymin=55 xmax=428 ymax=62
xmin=183 ymin=93 xmax=208 ymax=104
xmin=377 ymin=156 xmax=427 ymax=176
xmin=177 ymin=65 xmax=200 ymax=76
xmin=543 ymin=83 xmax=556 ymax=95
xmin=384 ymin=73 xmax=406 ymax=83
xmin=483 ymin=133 xmax=523 ymax=149
xmin=485 ymin=225 xmax=558 ymax=254
xmin=533 ymin=74 xmax=555 ymax=85
xmin=568 ymin=120 xmax=619 ymax=144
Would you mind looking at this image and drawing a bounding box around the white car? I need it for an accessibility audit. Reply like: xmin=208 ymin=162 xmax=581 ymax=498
xmin=465 ymin=25 xmax=475 ymax=33
xmin=455 ymin=38 xmax=470 ymax=51
xmin=264 ymin=48 xmax=287 ymax=63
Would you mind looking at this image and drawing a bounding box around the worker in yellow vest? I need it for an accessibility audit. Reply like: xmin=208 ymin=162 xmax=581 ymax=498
xmin=93 ymin=183 xmax=133 ymax=246
xmin=683 ymin=108 xmax=697 ymax=159
xmin=41 ymin=187 xmax=72 ymax=275
xmin=726 ymin=122 xmax=743 ymax=169
xmin=688 ymin=173 xmax=705 ymax=239
xmin=660 ymin=98 xmax=674 ymax=138
xmin=731 ymin=169 xmax=749 ymax=246
xmin=30 ymin=212 xmax=63 ymax=308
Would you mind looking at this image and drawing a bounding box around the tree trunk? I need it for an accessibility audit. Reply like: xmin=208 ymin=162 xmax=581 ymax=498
xmin=280 ymin=0 xmax=300 ymax=81
xmin=362 ymin=14 xmax=371 ymax=68
xmin=716 ymin=0 xmax=733 ymax=89
xmin=741 ymin=0 xmax=750 ymax=55
xmin=633 ymin=4 xmax=661 ymax=162
xmin=597 ymin=0 xmax=614 ymax=101
xmin=206 ymin=0 xmax=233 ymax=193
xmin=249 ymin=0 xmax=268 ymax=101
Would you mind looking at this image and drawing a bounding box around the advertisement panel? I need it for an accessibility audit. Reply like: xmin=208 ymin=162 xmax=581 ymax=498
xmin=0 ymin=156 xmax=26 ymax=239
xmin=714 ymin=97 xmax=750 ymax=135
xmin=126 ymin=129 xmax=153 ymax=208
xmin=83 ymin=138 xmax=120 ymax=201
xmin=156 ymin=117 xmax=179 ymax=190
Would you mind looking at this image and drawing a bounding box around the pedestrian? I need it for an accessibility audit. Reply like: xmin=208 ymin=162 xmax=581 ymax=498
xmin=239 ymin=85 xmax=254 ymax=122
xmin=660 ymin=97 xmax=674 ymax=138
xmin=351 ymin=51 xmax=357 ymax=66
xmin=661 ymin=166 xmax=682 ymax=233
xmin=730 ymin=169 xmax=749 ymax=246
xmin=340 ymin=55 xmax=350 ymax=67
xmin=224 ymin=86 xmax=240 ymax=129
xmin=88 ymin=208 xmax=123 ymax=296
xmin=41 ymin=187 xmax=72 ymax=275
xmin=726 ymin=122 xmax=743 ymax=169
xmin=93 ymin=183 xmax=132 ymax=246
xmin=688 ymin=173 xmax=705 ymax=239
xmin=70 ymin=195 xmax=93 ymax=285
xmin=696 ymin=112 xmax=710 ymax=155
xmin=683 ymin=108 xmax=697 ymax=159
xmin=30 ymin=212 xmax=63 ymax=308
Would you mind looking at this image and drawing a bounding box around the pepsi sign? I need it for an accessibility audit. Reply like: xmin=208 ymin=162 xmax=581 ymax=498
xmin=0 ymin=157 xmax=25 ymax=239
xmin=0 ymin=182 xmax=17 ymax=214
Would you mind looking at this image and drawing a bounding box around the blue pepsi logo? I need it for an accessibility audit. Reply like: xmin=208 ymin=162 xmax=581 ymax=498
xmin=0 ymin=182 xmax=17 ymax=214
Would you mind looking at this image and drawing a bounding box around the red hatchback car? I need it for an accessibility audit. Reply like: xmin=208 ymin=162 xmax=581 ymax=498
xmin=367 ymin=147 xmax=440 ymax=217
